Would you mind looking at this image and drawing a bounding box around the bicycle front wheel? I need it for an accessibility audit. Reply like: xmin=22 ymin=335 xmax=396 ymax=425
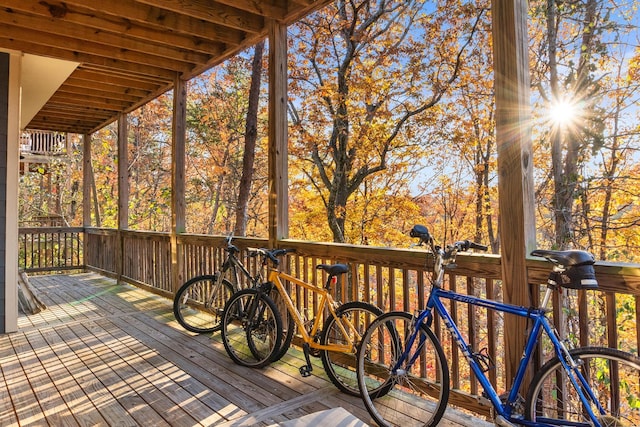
xmin=267 ymin=289 xmax=296 ymax=363
xmin=357 ymin=311 xmax=449 ymax=427
xmin=321 ymin=301 xmax=383 ymax=396
xmin=221 ymin=288 xmax=282 ymax=368
xmin=526 ymin=346 xmax=640 ymax=426
xmin=173 ymin=274 xmax=234 ymax=333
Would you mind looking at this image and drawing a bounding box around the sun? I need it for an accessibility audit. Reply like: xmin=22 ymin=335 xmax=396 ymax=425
xmin=549 ymin=99 xmax=580 ymax=127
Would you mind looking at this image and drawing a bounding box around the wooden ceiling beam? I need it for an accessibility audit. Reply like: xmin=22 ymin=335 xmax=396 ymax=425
xmin=28 ymin=115 xmax=98 ymax=126
xmin=32 ymin=110 xmax=113 ymax=123
xmin=63 ymin=79 xmax=152 ymax=99
xmin=0 ymin=10 xmax=214 ymax=66
xmin=27 ymin=117 xmax=97 ymax=132
xmin=71 ymin=69 xmax=161 ymax=92
xmin=0 ymin=35 xmax=177 ymax=81
xmin=137 ymin=0 xmax=263 ymax=33
xmin=56 ymin=0 xmax=247 ymax=45
xmin=4 ymin=0 xmax=231 ymax=54
xmin=34 ymin=108 xmax=114 ymax=124
xmin=48 ymin=93 xmax=131 ymax=111
xmin=214 ymin=0 xmax=287 ymax=20
xmin=0 ymin=24 xmax=196 ymax=74
xmin=76 ymin=65 xmax=172 ymax=85
xmin=55 ymin=87 xmax=142 ymax=103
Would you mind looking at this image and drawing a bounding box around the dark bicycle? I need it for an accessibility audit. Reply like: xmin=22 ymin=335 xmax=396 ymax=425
xmin=173 ymin=235 xmax=261 ymax=333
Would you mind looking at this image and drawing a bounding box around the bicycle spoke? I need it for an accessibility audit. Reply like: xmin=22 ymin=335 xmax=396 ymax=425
xmin=357 ymin=311 xmax=449 ymax=427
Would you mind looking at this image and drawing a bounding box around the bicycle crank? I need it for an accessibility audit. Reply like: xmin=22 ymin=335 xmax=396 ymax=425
xmin=299 ymin=343 xmax=313 ymax=377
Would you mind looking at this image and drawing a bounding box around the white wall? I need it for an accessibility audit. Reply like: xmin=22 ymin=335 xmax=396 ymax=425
xmin=3 ymin=51 xmax=20 ymax=333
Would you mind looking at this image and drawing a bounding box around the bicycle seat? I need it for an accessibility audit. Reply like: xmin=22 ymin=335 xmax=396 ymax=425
xmin=316 ymin=263 xmax=349 ymax=276
xmin=532 ymin=249 xmax=597 ymax=290
xmin=531 ymin=249 xmax=594 ymax=267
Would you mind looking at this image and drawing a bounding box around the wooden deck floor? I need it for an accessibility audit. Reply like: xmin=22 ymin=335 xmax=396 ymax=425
xmin=1 ymin=273 xmax=494 ymax=427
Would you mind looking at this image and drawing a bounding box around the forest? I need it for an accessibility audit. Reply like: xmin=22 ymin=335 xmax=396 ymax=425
xmin=19 ymin=0 xmax=640 ymax=263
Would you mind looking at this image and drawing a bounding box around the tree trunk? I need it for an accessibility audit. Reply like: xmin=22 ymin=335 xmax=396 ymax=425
xmin=234 ymin=42 xmax=264 ymax=236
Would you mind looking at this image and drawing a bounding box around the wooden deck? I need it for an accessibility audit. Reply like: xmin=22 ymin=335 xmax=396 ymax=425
xmin=1 ymin=273 xmax=493 ymax=427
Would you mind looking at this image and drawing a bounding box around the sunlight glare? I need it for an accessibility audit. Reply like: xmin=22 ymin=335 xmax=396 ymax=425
xmin=550 ymin=100 xmax=578 ymax=127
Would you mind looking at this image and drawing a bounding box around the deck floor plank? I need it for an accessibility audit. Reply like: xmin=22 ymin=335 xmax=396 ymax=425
xmin=2 ymin=273 xmax=494 ymax=427
xmin=21 ymin=329 xmax=82 ymax=427
xmin=36 ymin=327 xmax=117 ymax=427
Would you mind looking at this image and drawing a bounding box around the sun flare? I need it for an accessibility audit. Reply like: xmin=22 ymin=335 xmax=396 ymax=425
xmin=549 ymin=99 xmax=580 ymax=127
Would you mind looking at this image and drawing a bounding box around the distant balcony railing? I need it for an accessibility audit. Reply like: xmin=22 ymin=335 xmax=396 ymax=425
xmin=18 ymin=227 xmax=83 ymax=272
xmin=20 ymin=130 xmax=68 ymax=156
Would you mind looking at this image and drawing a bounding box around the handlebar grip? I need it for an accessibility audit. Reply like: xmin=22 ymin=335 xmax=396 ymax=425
xmin=466 ymin=240 xmax=488 ymax=251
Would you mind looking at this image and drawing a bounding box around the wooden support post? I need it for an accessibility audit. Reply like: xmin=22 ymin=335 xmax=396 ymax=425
xmin=117 ymin=114 xmax=129 ymax=284
xmin=268 ymin=21 xmax=289 ymax=248
xmin=82 ymin=133 xmax=92 ymax=271
xmin=2 ymin=51 xmax=19 ymax=333
xmin=492 ymin=0 xmax=537 ymax=388
xmin=82 ymin=133 xmax=92 ymax=228
xmin=171 ymin=74 xmax=187 ymax=293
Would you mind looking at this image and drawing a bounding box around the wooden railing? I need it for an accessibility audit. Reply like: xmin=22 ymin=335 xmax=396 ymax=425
xmin=20 ymin=130 xmax=67 ymax=156
xmin=18 ymin=227 xmax=640 ymax=416
xmin=18 ymin=227 xmax=83 ymax=272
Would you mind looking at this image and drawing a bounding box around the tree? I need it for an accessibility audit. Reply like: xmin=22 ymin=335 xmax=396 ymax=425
xmin=128 ymin=95 xmax=173 ymax=231
xmin=531 ymin=0 xmax=608 ymax=249
xmin=288 ymin=0 xmax=485 ymax=243
xmin=186 ymin=52 xmax=269 ymax=236
xmin=530 ymin=0 xmax=640 ymax=258
xmin=234 ymin=41 xmax=265 ymax=236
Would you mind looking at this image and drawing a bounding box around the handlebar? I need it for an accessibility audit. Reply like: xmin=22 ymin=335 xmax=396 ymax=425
xmin=251 ymin=247 xmax=297 ymax=266
xmin=410 ymin=224 xmax=488 ymax=254
xmin=455 ymin=240 xmax=489 ymax=252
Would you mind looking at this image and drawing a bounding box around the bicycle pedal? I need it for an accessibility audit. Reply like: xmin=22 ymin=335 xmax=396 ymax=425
xmin=299 ymin=365 xmax=313 ymax=377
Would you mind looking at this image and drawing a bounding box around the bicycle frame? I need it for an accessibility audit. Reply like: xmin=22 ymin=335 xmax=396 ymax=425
xmin=409 ymin=286 xmax=606 ymax=426
xmin=222 ymin=253 xmax=256 ymax=289
xmin=266 ymin=270 xmax=357 ymax=353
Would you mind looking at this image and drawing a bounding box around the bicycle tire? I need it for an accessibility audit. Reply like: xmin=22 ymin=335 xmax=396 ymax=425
xmin=221 ymin=288 xmax=283 ymax=368
xmin=526 ymin=346 xmax=640 ymax=426
xmin=357 ymin=311 xmax=449 ymax=427
xmin=173 ymin=274 xmax=235 ymax=333
xmin=267 ymin=290 xmax=296 ymax=363
xmin=320 ymin=301 xmax=383 ymax=396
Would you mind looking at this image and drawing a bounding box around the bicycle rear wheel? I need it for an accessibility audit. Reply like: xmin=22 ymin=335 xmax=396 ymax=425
xmin=321 ymin=301 xmax=383 ymax=396
xmin=526 ymin=346 xmax=640 ymax=426
xmin=357 ymin=311 xmax=449 ymax=427
xmin=221 ymin=288 xmax=283 ymax=368
xmin=173 ymin=274 xmax=234 ymax=333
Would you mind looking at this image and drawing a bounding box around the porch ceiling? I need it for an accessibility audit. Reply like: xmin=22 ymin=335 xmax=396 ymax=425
xmin=1 ymin=0 xmax=331 ymax=134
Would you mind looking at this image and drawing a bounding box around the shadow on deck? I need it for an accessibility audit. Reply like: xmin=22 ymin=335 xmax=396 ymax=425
xmin=1 ymin=273 xmax=494 ymax=427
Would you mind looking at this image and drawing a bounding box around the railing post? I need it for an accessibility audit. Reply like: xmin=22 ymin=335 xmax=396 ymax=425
xmin=492 ymin=0 xmax=537 ymax=389
xmin=117 ymin=113 xmax=129 ymax=284
xmin=171 ymin=74 xmax=187 ymax=293
xmin=82 ymin=133 xmax=92 ymax=270
xmin=268 ymin=20 xmax=289 ymax=248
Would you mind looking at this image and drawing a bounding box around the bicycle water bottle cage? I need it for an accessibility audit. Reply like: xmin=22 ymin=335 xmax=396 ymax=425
xmin=531 ymin=249 xmax=598 ymax=290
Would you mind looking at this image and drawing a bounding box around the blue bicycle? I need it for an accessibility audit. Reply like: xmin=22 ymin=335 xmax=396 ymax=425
xmin=356 ymin=224 xmax=640 ymax=427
